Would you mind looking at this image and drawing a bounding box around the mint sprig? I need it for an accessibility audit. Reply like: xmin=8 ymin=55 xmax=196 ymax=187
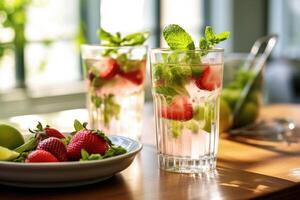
xmin=199 ymin=26 xmax=230 ymax=56
xmin=97 ymin=28 xmax=149 ymax=47
xmin=90 ymin=94 xmax=121 ymax=127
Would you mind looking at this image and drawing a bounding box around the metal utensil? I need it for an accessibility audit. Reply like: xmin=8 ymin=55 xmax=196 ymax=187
xmin=233 ymin=35 xmax=278 ymax=118
xmin=230 ymin=118 xmax=298 ymax=144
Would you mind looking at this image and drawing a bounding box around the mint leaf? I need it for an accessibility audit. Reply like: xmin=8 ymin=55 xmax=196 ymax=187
xmin=121 ymin=32 xmax=149 ymax=46
xmin=74 ymin=119 xmax=84 ymax=132
xmin=98 ymin=28 xmax=114 ymax=42
xmin=98 ymin=28 xmax=122 ymax=46
xmin=205 ymin=26 xmax=214 ymax=41
xmin=199 ymin=26 xmax=230 ymax=56
xmin=163 ymin=24 xmax=195 ymax=50
xmin=97 ymin=28 xmax=148 ymax=47
xmin=80 ymin=149 xmax=103 ymax=161
xmin=103 ymin=145 xmax=127 ymax=158
xmin=90 ymin=94 xmax=120 ymax=127
xmin=216 ymin=32 xmax=230 ymax=42
xmin=81 ymin=149 xmax=89 ymax=160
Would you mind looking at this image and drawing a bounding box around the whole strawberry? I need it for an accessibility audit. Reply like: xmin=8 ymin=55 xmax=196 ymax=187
xmin=67 ymin=129 xmax=109 ymax=161
xmin=26 ymin=150 xmax=59 ymax=163
xmin=29 ymin=122 xmax=65 ymax=139
xmin=44 ymin=127 xmax=65 ymax=139
xmin=37 ymin=137 xmax=68 ymax=161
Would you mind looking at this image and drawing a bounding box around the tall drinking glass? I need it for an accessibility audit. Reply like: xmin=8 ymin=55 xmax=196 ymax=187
xmin=150 ymin=48 xmax=224 ymax=173
xmin=81 ymin=45 xmax=147 ymax=140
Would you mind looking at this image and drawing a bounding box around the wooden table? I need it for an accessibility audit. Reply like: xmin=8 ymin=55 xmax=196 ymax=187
xmin=1 ymin=104 xmax=300 ymax=199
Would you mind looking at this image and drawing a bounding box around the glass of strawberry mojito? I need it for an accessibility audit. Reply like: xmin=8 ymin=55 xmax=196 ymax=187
xmin=150 ymin=48 xmax=224 ymax=173
xmin=81 ymin=45 xmax=147 ymax=140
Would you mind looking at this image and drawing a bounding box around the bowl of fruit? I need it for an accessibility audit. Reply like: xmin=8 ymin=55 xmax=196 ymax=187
xmin=0 ymin=120 xmax=142 ymax=188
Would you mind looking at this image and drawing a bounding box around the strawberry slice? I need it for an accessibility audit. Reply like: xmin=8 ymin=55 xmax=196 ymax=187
xmin=99 ymin=58 xmax=119 ymax=79
xmin=119 ymin=69 xmax=144 ymax=85
xmin=195 ymin=65 xmax=221 ymax=91
xmin=161 ymin=96 xmax=193 ymax=121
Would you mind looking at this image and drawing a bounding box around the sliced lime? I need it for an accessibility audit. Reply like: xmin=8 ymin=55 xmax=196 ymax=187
xmin=0 ymin=146 xmax=20 ymax=161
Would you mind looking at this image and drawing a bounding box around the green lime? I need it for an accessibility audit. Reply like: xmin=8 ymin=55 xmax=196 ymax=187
xmin=220 ymin=99 xmax=233 ymax=132
xmin=0 ymin=146 xmax=20 ymax=161
xmin=0 ymin=124 xmax=25 ymax=150
xmin=221 ymin=88 xmax=242 ymax=110
xmin=233 ymin=102 xmax=258 ymax=128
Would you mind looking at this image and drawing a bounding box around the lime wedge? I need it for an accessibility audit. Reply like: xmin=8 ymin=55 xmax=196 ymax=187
xmin=0 ymin=146 xmax=20 ymax=161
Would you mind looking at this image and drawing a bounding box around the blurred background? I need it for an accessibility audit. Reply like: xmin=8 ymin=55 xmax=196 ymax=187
xmin=0 ymin=0 xmax=299 ymax=118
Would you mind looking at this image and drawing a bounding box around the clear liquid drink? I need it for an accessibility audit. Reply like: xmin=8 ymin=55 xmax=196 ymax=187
xmin=81 ymin=45 xmax=147 ymax=140
xmin=150 ymin=49 xmax=224 ymax=173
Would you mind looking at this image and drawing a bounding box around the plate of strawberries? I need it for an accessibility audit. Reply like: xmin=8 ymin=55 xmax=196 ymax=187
xmin=0 ymin=120 xmax=142 ymax=188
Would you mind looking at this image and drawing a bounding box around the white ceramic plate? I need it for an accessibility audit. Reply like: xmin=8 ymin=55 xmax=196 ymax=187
xmin=0 ymin=135 xmax=142 ymax=188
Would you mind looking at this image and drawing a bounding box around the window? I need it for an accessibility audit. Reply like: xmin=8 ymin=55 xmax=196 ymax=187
xmin=269 ymin=0 xmax=300 ymax=58
xmin=161 ymin=0 xmax=203 ymax=46
xmin=0 ymin=0 xmax=82 ymax=92
xmin=100 ymin=0 xmax=157 ymax=47
xmin=25 ymin=0 xmax=81 ymax=89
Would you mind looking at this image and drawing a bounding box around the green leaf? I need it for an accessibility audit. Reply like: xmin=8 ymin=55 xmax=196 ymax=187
xmin=199 ymin=26 xmax=230 ymax=56
xmin=163 ymin=24 xmax=195 ymax=50
xmin=36 ymin=122 xmax=43 ymax=131
xmin=205 ymin=26 xmax=214 ymax=41
xmin=103 ymin=145 xmax=127 ymax=158
xmin=215 ymin=31 xmax=230 ymax=41
xmin=74 ymin=119 xmax=84 ymax=132
xmin=61 ymin=135 xmax=72 ymax=146
xmin=97 ymin=28 xmax=114 ymax=42
xmin=81 ymin=149 xmax=89 ymax=160
xmin=91 ymin=95 xmax=102 ymax=108
xmin=121 ymin=32 xmax=149 ymax=46
xmin=80 ymin=149 xmax=103 ymax=161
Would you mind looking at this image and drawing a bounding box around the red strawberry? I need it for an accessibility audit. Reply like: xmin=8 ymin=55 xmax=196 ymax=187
xmin=99 ymin=58 xmax=119 ymax=79
xmin=119 ymin=69 xmax=144 ymax=85
xmin=26 ymin=150 xmax=59 ymax=163
xmin=37 ymin=137 xmax=68 ymax=161
xmin=67 ymin=129 xmax=109 ymax=161
xmin=161 ymin=96 xmax=193 ymax=121
xmin=30 ymin=122 xmax=65 ymax=139
xmin=195 ymin=65 xmax=221 ymax=91
xmin=44 ymin=127 xmax=65 ymax=139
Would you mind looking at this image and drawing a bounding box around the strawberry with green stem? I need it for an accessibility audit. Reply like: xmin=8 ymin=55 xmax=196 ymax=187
xmin=29 ymin=122 xmax=65 ymax=139
xmin=67 ymin=120 xmax=126 ymax=161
